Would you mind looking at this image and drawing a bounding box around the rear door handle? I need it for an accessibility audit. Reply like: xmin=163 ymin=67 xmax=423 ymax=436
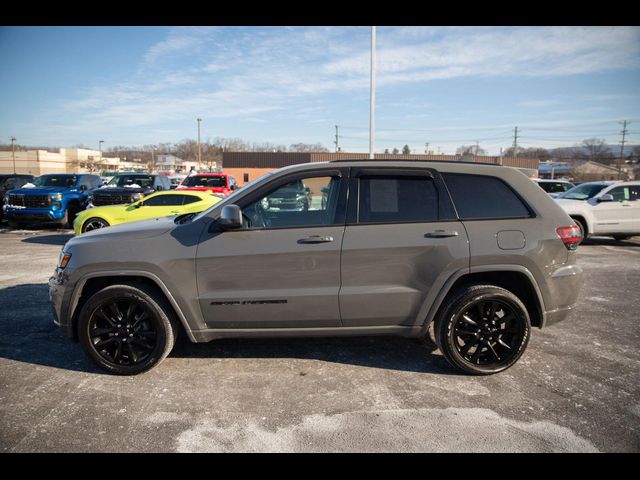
xmin=424 ymin=230 xmax=459 ymax=238
xmin=298 ymin=235 xmax=334 ymax=244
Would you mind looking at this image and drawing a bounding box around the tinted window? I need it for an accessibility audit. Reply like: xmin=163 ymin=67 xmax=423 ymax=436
xmin=33 ymin=175 xmax=78 ymax=188
xmin=242 ymin=176 xmax=340 ymax=229
xmin=143 ymin=194 xmax=184 ymax=206
xmin=538 ymin=181 xmax=573 ymax=193
xmin=442 ymin=173 xmax=531 ymax=219
xmin=182 ymin=175 xmax=227 ymax=188
xmin=182 ymin=195 xmax=202 ymax=205
xmin=608 ymin=186 xmax=638 ymax=201
xmin=108 ymin=175 xmax=154 ymax=188
xmin=358 ymin=176 xmax=439 ymax=224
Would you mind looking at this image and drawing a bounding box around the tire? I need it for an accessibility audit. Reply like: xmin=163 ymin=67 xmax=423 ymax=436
xmin=82 ymin=217 xmax=110 ymax=233
xmin=77 ymin=282 xmax=178 ymax=375
xmin=7 ymin=220 xmax=26 ymax=229
xmin=572 ymin=218 xmax=587 ymax=244
xmin=64 ymin=204 xmax=79 ymax=228
xmin=434 ymin=284 xmax=531 ymax=375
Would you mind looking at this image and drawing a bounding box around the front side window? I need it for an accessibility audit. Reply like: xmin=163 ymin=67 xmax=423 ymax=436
xmin=358 ymin=176 xmax=439 ymax=224
xmin=608 ymin=186 xmax=638 ymax=202
xmin=241 ymin=176 xmax=340 ymax=229
xmin=442 ymin=173 xmax=531 ymax=219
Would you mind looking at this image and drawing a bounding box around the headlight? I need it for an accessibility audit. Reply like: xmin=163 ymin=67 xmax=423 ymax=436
xmin=3 ymin=194 xmax=8 ymax=204
xmin=131 ymin=193 xmax=144 ymax=202
xmin=50 ymin=193 xmax=63 ymax=201
xmin=57 ymin=251 xmax=72 ymax=270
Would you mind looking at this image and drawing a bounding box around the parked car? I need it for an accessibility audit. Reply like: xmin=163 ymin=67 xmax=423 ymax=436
xmin=3 ymin=173 xmax=101 ymax=228
xmin=555 ymin=181 xmax=639 ymax=241
xmin=89 ymin=173 xmax=172 ymax=207
xmin=258 ymin=178 xmax=312 ymax=211
xmin=533 ymin=179 xmax=575 ymax=198
xmin=73 ymin=190 xmax=222 ymax=235
xmin=0 ymin=174 xmax=34 ymax=220
xmin=50 ymin=160 xmax=583 ymax=376
xmin=176 ymin=173 xmax=238 ymax=196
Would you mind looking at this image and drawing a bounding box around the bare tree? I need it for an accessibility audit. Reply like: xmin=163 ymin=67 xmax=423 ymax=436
xmin=581 ymin=138 xmax=609 ymax=163
xmin=402 ymin=145 xmax=411 ymax=154
xmin=289 ymin=143 xmax=329 ymax=153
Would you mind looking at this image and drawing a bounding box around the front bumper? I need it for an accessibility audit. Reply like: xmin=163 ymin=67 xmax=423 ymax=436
xmin=4 ymin=206 xmax=66 ymax=223
xmin=48 ymin=271 xmax=75 ymax=338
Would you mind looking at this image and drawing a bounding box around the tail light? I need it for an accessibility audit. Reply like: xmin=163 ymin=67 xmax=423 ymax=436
xmin=556 ymin=225 xmax=582 ymax=251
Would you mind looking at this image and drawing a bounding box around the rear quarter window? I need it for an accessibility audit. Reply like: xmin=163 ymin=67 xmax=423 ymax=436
xmin=442 ymin=173 xmax=532 ymax=220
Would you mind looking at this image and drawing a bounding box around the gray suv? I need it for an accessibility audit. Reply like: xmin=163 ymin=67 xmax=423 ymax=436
xmin=49 ymin=160 xmax=584 ymax=375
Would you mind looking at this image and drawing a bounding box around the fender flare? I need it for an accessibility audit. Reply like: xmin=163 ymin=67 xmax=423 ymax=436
xmin=418 ymin=264 xmax=547 ymax=335
xmin=69 ymin=270 xmax=198 ymax=342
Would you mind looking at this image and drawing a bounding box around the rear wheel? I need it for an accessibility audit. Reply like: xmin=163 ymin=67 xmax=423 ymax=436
xmin=77 ymin=283 xmax=178 ymax=375
xmin=435 ymin=285 xmax=531 ymax=375
xmin=82 ymin=217 xmax=110 ymax=233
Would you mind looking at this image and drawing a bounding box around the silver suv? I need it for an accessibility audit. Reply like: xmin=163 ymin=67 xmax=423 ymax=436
xmin=49 ymin=160 xmax=584 ymax=375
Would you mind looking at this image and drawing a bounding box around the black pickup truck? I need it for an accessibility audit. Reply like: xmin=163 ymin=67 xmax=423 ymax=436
xmin=0 ymin=174 xmax=35 ymax=220
xmin=89 ymin=173 xmax=172 ymax=206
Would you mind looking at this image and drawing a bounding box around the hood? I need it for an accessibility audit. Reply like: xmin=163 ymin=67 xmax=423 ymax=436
xmin=93 ymin=186 xmax=151 ymax=195
xmin=7 ymin=186 xmax=72 ymax=196
xmin=67 ymin=215 xmax=176 ymax=247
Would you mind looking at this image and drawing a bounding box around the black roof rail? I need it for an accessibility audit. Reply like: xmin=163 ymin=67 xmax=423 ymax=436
xmin=328 ymin=158 xmax=502 ymax=167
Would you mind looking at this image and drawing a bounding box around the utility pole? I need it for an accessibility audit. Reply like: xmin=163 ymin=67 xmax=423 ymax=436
xmin=618 ymin=120 xmax=630 ymax=180
xmin=512 ymin=126 xmax=519 ymax=160
xmin=334 ymin=125 xmax=340 ymax=152
xmin=475 ymin=140 xmax=480 ymax=157
xmin=369 ymin=26 xmax=376 ymax=160
xmin=10 ymin=136 xmax=16 ymax=173
xmin=98 ymin=140 xmax=104 ymax=174
xmin=425 ymin=142 xmax=430 ymax=154
xmin=197 ymin=118 xmax=202 ymax=166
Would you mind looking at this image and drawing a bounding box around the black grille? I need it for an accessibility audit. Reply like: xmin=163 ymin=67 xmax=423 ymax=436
xmin=92 ymin=194 xmax=133 ymax=206
xmin=9 ymin=194 xmax=50 ymax=208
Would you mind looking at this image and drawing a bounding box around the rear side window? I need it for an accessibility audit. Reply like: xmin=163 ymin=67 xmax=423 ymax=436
xmin=358 ymin=176 xmax=440 ymax=224
xmin=442 ymin=173 xmax=531 ymax=220
xmin=144 ymin=194 xmax=185 ymax=206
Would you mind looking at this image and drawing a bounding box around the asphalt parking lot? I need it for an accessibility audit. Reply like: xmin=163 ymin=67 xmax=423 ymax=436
xmin=0 ymin=227 xmax=638 ymax=452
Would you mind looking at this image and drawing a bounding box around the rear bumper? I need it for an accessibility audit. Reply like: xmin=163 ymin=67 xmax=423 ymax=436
xmin=542 ymin=263 xmax=583 ymax=327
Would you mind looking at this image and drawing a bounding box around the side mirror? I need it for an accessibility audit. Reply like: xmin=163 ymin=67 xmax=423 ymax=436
xmin=597 ymin=194 xmax=614 ymax=202
xmin=218 ymin=204 xmax=242 ymax=230
xmin=230 ymin=184 xmax=237 ymax=191
xmin=156 ymin=185 xmax=163 ymax=191
xmin=134 ymin=202 xmax=144 ymax=208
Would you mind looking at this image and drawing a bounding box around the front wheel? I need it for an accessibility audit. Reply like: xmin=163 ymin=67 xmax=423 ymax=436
xmin=77 ymin=283 xmax=178 ymax=375
xmin=435 ymin=285 xmax=531 ymax=375
xmin=82 ymin=217 xmax=110 ymax=233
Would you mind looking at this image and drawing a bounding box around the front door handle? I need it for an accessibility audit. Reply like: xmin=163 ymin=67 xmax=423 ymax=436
xmin=298 ymin=235 xmax=334 ymax=244
xmin=424 ymin=230 xmax=459 ymax=238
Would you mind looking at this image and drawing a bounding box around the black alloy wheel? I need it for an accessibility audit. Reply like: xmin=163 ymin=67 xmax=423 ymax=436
xmin=88 ymin=299 xmax=158 ymax=367
xmin=77 ymin=283 xmax=177 ymax=375
xmin=435 ymin=285 xmax=531 ymax=375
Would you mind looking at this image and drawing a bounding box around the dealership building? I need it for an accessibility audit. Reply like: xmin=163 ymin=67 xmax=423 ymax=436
xmin=221 ymin=152 xmax=539 ymax=186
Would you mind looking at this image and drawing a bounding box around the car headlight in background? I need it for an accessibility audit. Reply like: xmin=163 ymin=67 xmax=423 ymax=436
xmin=50 ymin=193 xmax=63 ymax=210
xmin=131 ymin=193 xmax=144 ymax=202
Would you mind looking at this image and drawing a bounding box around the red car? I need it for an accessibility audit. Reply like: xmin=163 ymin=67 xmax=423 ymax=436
xmin=176 ymin=173 xmax=238 ymax=196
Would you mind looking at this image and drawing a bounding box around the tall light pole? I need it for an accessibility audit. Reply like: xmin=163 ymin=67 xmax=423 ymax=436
xmin=10 ymin=136 xmax=16 ymax=173
xmin=98 ymin=140 xmax=104 ymax=173
xmin=197 ymin=118 xmax=202 ymax=167
xmin=369 ymin=26 xmax=376 ymax=160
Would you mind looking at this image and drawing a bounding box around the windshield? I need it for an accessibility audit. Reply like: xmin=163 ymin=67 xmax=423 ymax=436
xmin=32 ymin=175 xmax=78 ymax=188
xmin=108 ymin=175 xmax=154 ymax=188
xmin=558 ymin=183 xmax=609 ymax=200
xmin=191 ymin=173 xmax=274 ymax=223
xmin=181 ymin=175 xmax=227 ymax=188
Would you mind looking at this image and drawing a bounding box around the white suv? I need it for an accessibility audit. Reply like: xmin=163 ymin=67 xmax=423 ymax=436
xmin=555 ymin=181 xmax=640 ymax=241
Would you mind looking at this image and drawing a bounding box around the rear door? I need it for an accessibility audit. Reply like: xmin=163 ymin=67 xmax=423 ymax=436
xmin=339 ymin=168 xmax=469 ymax=327
xmin=195 ymin=168 xmax=348 ymax=329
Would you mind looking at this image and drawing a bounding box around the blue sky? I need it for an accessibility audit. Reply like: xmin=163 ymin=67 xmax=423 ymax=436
xmin=1 ymin=26 xmax=639 ymax=155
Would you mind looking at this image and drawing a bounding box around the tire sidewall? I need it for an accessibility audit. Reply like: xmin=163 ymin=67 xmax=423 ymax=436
xmin=437 ymin=287 xmax=531 ymax=375
xmin=77 ymin=285 xmax=174 ymax=375
xmin=82 ymin=217 xmax=110 ymax=233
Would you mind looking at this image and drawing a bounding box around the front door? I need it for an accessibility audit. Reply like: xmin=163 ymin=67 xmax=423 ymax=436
xmin=592 ymin=185 xmax=640 ymax=234
xmin=339 ymin=169 xmax=469 ymax=327
xmin=195 ymin=169 xmax=348 ymax=329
